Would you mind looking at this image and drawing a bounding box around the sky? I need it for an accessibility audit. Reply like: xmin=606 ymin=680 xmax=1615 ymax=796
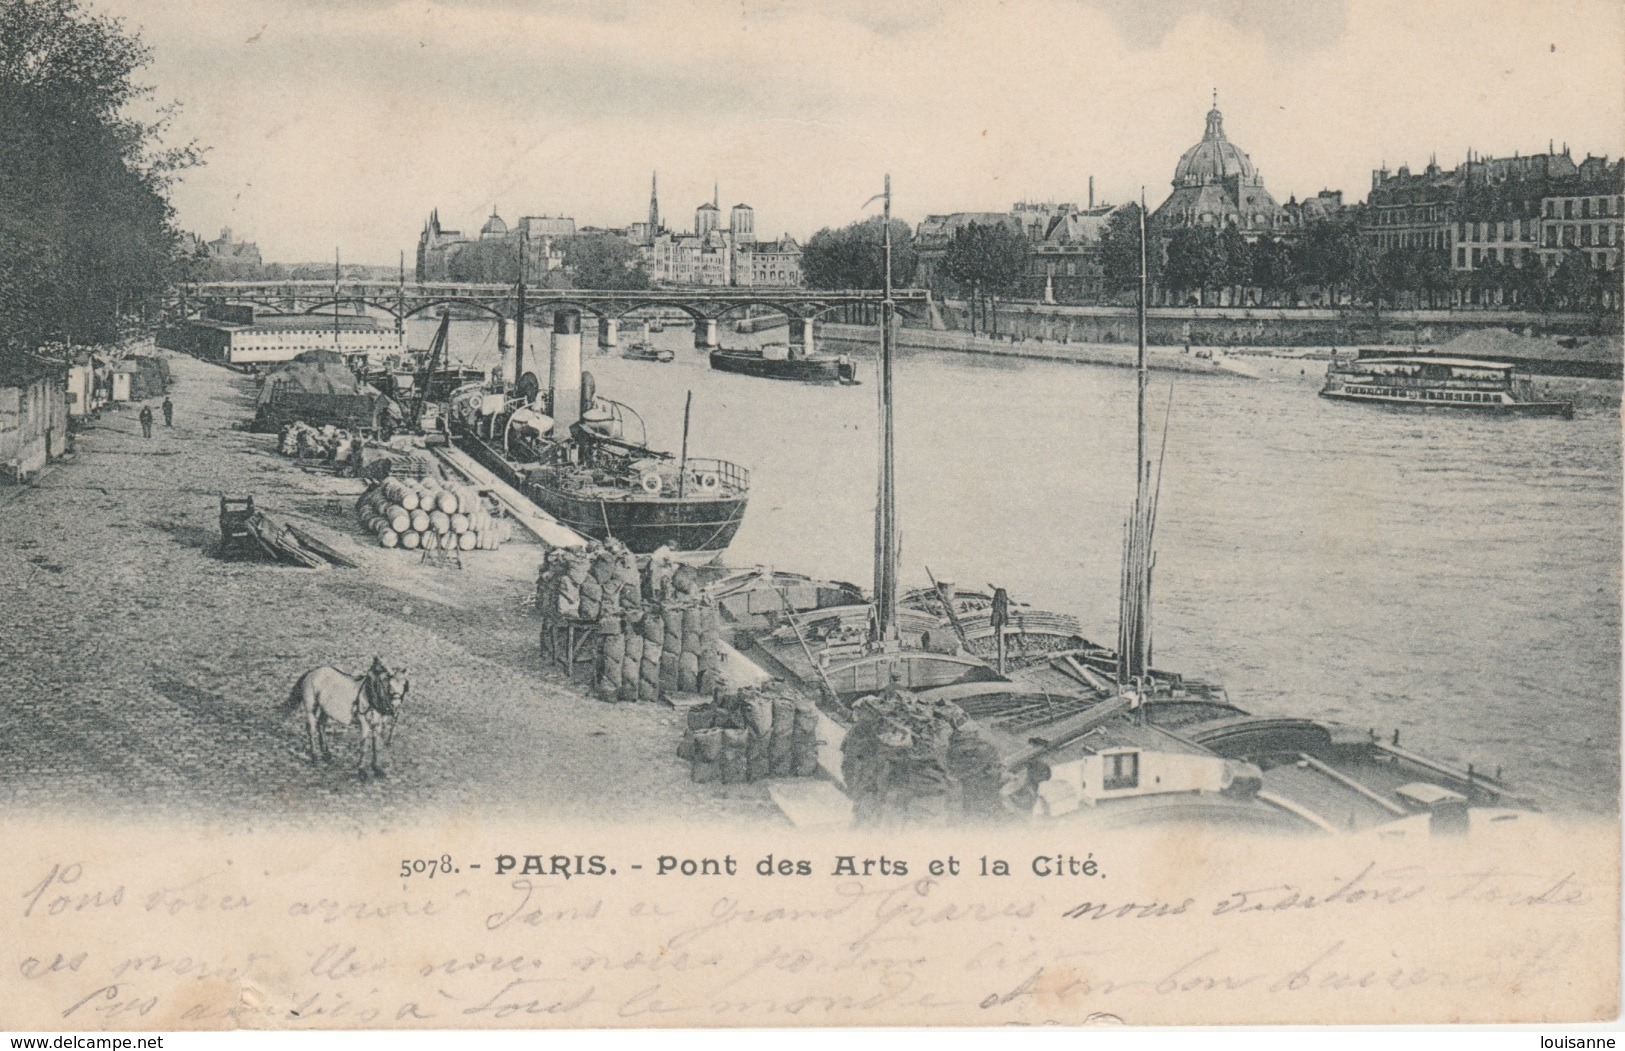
xmin=98 ymin=0 xmax=1625 ymax=264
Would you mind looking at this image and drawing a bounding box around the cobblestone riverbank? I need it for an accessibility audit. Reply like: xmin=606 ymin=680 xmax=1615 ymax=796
xmin=0 ymin=348 xmax=780 ymax=828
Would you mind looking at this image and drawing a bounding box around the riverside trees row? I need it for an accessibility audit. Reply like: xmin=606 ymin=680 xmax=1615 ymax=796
xmin=800 ymin=205 xmax=1617 ymax=315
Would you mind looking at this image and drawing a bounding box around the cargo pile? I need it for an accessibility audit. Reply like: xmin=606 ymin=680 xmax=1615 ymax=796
xmin=279 ymin=422 xmax=356 ymax=461
xmin=840 ymin=684 xmax=1005 ymax=827
xmin=537 ymin=542 xmax=724 ymax=702
xmin=677 ymin=682 xmax=822 ymax=783
xmin=354 ymin=477 xmax=511 ymax=552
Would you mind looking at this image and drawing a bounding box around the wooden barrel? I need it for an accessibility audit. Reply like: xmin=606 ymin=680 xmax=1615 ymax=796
xmin=400 ymin=530 xmax=420 ymax=550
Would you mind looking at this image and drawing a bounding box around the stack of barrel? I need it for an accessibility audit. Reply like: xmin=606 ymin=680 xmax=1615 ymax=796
xmin=677 ymin=681 xmax=822 ymax=783
xmin=355 ymin=478 xmax=511 ymax=552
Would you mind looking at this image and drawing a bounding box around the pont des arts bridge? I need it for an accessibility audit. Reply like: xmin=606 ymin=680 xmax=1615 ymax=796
xmin=174 ymin=281 xmax=933 ymax=362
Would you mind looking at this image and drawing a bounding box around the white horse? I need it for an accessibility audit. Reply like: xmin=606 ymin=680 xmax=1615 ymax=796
xmin=286 ymin=659 xmax=409 ymax=779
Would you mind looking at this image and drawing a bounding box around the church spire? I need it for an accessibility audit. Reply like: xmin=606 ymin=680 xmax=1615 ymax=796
xmin=648 ymin=170 xmax=660 ymax=233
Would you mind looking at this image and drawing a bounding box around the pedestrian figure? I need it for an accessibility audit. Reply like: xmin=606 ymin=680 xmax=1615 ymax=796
xmin=138 ymin=404 xmax=153 ymax=438
xmin=161 ymin=396 xmax=173 ymax=427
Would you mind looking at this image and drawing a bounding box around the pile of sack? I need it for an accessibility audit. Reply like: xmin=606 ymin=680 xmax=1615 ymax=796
xmin=840 ymin=683 xmax=1005 ymax=827
xmin=279 ymin=421 xmax=354 ymax=461
xmin=538 ymin=543 xmax=643 ymax=624
xmin=596 ymin=599 xmax=724 ymax=703
xmin=677 ymin=682 xmax=822 ymax=783
xmin=536 ymin=541 xmax=724 ymax=703
xmin=355 ymin=477 xmax=510 ymax=552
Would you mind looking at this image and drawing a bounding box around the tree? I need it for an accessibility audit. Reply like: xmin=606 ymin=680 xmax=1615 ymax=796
xmin=446 ymin=239 xmax=517 ymax=284
xmin=1550 ymin=250 xmax=1604 ymax=313
xmin=561 ymin=233 xmax=648 ymax=290
xmin=1247 ymin=237 xmax=1295 ymax=305
xmin=0 ymin=0 xmax=197 ymax=352
xmin=1162 ymin=228 xmax=1224 ymax=304
xmin=1099 ymin=202 xmax=1161 ymax=294
xmin=1293 ymin=220 xmax=1362 ymax=305
xmin=801 ymin=217 xmax=917 ymax=290
xmin=1217 ymin=226 xmax=1250 ymax=304
xmin=939 ymin=221 xmax=1026 ymax=332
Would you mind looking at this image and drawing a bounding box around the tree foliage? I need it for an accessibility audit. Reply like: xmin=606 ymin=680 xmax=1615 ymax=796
xmin=0 ymin=0 xmax=197 ymax=352
xmin=561 ymin=233 xmax=649 ymax=290
xmin=1099 ymin=202 xmax=1162 ymax=292
xmin=802 ymin=217 xmax=917 ymax=290
xmin=940 ymin=221 xmax=1027 ymax=297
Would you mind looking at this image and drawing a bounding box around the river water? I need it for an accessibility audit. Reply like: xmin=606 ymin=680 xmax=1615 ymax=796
xmin=408 ymin=316 xmax=1622 ymax=814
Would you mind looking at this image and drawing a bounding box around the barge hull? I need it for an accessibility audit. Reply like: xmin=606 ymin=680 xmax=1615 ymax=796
xmin=1319 ymin=390 xmax=1574 ymax=418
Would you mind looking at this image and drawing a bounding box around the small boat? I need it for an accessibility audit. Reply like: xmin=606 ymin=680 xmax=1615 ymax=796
xmin=1320 ymin=355 xmax=1574 ymax=418
xmin=710 ymin=344 xmax=859 ymax=385
xmin=622 ymin=341 xmax=674 ymax=363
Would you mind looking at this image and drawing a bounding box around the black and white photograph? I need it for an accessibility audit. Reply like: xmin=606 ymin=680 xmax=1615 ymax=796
xmin=0 ymin=0 xmax=1620 ymax=1035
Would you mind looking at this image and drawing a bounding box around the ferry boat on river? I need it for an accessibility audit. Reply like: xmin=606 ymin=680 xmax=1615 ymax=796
xmin=1320 ymin=355 xmax=1574 ymax=418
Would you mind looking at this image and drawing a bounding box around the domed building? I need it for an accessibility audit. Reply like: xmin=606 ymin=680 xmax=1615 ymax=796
xmin=479 ymin=208 xmax=509 ymax=241
xmin=1150 ymin=99 xmax=1288 ymax=239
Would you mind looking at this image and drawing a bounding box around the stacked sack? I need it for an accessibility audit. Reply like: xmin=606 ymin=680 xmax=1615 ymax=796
xmin=355 ymin=477 xmax=511 ymax=552
xmin=598 ymin=596 xmax=723 ymax=704
xmin=677 ymin=681 xmax=822 ymax=783
xmin=535 ymin=541 xmax=725 ymax=704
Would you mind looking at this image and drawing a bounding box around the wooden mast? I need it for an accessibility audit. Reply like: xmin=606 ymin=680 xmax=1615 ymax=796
xmin=515 ymin=225 xmax=527 ymax=389
xmin=871 ymin=174 xmax=900 ymax=648
xmin=1118 ymin=191 xmax=1153 ymax=687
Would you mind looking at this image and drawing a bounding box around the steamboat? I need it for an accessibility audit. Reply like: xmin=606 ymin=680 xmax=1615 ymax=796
xmin=446 ymin=312 xmax=750 ymax=559
xmin=1320 ymin=354 xmax=1574 ymax=418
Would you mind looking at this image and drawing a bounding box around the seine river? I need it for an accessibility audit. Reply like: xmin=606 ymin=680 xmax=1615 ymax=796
xmin=407 ymin=316 xmax=1622 ymax=814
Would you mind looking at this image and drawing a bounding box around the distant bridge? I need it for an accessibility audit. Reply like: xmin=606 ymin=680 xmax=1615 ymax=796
xmin=175 ymin=280 xmax=930 ymax=352
xmin=181 ymin=279 xmax=921 ymax=328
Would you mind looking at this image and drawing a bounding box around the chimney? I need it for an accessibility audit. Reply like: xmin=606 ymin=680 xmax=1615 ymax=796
xmin=1089 ymin=176 xmax=1095 ymax=210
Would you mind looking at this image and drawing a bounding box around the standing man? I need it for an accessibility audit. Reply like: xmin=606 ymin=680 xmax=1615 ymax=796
xmin=138 ymin=404 xmax=154 ymax=438
xmin=161 ymin=396 xmax=173 ymax=427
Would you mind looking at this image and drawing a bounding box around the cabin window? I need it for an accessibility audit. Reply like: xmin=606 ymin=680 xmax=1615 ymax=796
xmin=1103 ymin=752 xmax=1140 ymax=791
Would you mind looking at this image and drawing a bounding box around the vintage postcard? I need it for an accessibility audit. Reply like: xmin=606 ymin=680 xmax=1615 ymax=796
xmin=0 ymin=0 xmax=1620 ymax=1035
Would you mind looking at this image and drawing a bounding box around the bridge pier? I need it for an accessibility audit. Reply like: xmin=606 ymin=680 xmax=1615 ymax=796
xmin=550 ymin=309 xmax=583 ymax=438
xmin=787 ymin=317 xmax=814 ymax=360
xmin=694 ymin=318 xmax=718 ymax=351
xmin=597 ymin=317 xmax=618 ymax=350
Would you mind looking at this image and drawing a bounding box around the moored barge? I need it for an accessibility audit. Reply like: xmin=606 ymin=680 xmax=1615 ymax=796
xmin=710 ymin=344 xmax=858 ymax=385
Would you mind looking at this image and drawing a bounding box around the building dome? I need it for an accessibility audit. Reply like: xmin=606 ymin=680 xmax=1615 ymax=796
xmin=1171 ymin=106 xmax=1259 ymax=188
xmin=480 ymin=209 xmax=508 ymax=239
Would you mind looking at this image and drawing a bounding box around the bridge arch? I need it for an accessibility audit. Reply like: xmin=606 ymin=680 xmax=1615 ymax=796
xmin=515 ymin=299 xmax=613 ymax=324
xmin=600 ymin=299 xmax=708 ymax=323
xmin=397 ymin=298 xmax=505 ymax=322
xmin=704 ymin=299 xmax=811 ymax=323
xmin=297 ymin=298 xmax=404 ymax=321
